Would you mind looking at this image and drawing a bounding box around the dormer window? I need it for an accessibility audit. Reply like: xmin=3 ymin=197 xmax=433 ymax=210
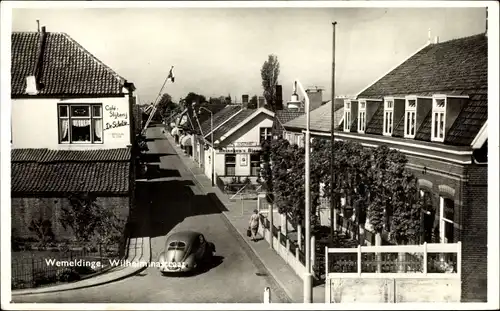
xmin=404 ymin=96 xmax=417 ymax=138
xmin=358 ymin=101 xmax=366 ymax=133
xmin=431 ymin=95 xmax=447 ymax=142
xmin=383 ymin=98 xmax=394 ymax=136
xmin=343 ymin=101 xmax=351 ymax=132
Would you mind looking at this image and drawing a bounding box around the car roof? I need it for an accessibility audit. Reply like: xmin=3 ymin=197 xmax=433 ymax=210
xmin=166 ymin=231 xmax=201 ymax=244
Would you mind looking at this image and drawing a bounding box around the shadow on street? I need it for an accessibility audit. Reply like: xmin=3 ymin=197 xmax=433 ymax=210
xmin=144 ymin=164 xmax=181 ymax=179
xmin=140 ymin=153 xmax=172 ymax=163
xmin=127 ymin=172 xmax=228 ymax=239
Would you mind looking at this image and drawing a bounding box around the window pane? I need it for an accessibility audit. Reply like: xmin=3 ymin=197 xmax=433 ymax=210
xmin=408 ymin=100 xmax=416 ymax=108
xmin=434 ymin=113 xmax=439 ymax=137
xmin=93 ymin=118 xmax=103 ymax=142
xmin=439 ymin=113 xmax=444 ymax=138
xmin=71 ymin=119 xmax=91 ymax=142
xmin=60 ymin=119 xmax=69 ymax=142
xmin=411 ymin=112 xmax=415 ymax=135
xmin=435 ymin=99 xmax=445 ymax=108
xmin=92 ymin=105 xmax=102 ymax=117
xmin=250 ymin=154 xmax=260 ymax=162
xmin=444 ymin=221 xmax=454 ymax=243
xmin=59 ymin=105 xmax=68 ymax=117
xmin=443 ymin=198 xmax=454 ymax=221
xmin=225 ymin=166 xmax=235 ymax=176
xmin=406 ymin=112 xmax=410 ymax=134
xmin=71 ymin=106 xmax=90 ymax=117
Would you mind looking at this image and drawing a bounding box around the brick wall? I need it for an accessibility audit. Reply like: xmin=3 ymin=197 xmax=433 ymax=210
xmin=11 ymin=196 xmax=130 ymax=241
xmin=460 ymin=164 xmax=488 ymax=302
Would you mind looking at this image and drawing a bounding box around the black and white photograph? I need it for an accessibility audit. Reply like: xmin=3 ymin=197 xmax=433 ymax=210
xmin=1 ymin=1 xmax=498 ymax=309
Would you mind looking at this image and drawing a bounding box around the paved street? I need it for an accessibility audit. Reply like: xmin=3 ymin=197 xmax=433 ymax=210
xmin=12 ymin=127 xmax=289 ymax=303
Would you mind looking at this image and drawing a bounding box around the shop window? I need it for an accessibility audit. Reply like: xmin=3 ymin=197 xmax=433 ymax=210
xmin=58 ymin=104 xmax=103 ymax=144
xmin=250 ymin=153 xmax=260 ymax=176
xmin=225 ymin=154 xmax=236 ymax=176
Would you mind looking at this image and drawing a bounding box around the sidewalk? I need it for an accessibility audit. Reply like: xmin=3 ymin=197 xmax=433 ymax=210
xmin=11 ymin=236 xmax=151 ymax=296
xmin=164 ymin=130 xmax=325 ymax=303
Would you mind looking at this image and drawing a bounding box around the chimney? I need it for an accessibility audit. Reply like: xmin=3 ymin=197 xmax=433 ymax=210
xmin=26 ymin=25 xmax=47 ymax=95
xmin=434 ymin=36 xmax=439 ymax=44
xmin=306 ymin=88 xmax=323 ymax=111
xmin=242 ymin=94 xmax=249 ymax=109
xmin=258 ymin=96 xmax=265 ymax=109
xmin=275 ymin=85 xmax=283 ymax=110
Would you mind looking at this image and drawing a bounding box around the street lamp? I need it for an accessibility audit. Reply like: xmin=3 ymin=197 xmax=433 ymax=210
xmin=289 ymin=79 xmax=313 ymax=303
xmin=198 ymin=106 xmax=214 ymax=186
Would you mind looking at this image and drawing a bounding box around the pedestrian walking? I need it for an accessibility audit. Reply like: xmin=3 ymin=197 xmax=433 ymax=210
xmin=248 ymin=209 xmax=260 ymax=242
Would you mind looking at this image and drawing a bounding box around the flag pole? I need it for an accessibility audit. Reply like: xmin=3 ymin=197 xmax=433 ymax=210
xmin=330 ymin=22 xmax=337 ymax=240
xmin=142 ymin=66 xmax=174 ymax=135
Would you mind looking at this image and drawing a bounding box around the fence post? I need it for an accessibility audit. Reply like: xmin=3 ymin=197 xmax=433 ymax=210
xmin=31 ymin=255 xmax=35 ymax=286
xmin=423 ymin=242 xmax=427 ymax=275
xmin=263 ymin=286 xmax=271 ymax=303
xmin=357 ymin=245 xmax=362 ymax=276
xmin=297 ymin=224 xmax=302 ymax=250
xmin=269 ymin=204 xmax=274 ymax=250
xmin=311 ymin=235 xmax=316 ymax=274
xmin=325 ymin=246 xmax=331 ymax=303
xmin=457 ymin=241 xmax=462 ymax=276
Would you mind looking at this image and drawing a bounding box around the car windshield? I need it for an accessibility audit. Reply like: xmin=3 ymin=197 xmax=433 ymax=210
xmin=167 ymin=241 xmax=186 ymax=250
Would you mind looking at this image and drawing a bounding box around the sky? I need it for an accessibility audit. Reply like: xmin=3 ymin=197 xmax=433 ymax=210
xmin=10 ymin=4 xmax=487 ymax=106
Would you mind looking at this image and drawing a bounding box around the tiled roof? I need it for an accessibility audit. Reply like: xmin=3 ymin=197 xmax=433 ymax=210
xmin=11 ymin=148 xmax=131 ymax=194
xmin=212 ymin=109 xmax=257 ymax=141
xmin=414 ymin=110 xmax=433 ymax=141
xmin=273 ymin=110 xmax=305 ymax=134
xmin=188 ymin=103 xmax=228 ymax=135
xmin=11 ymin=148 xmax=131 ymax=162
xmin=199 ymin=105 xmax=242 ymax=138
xmin=284 ymin=101 xmax=343 ymax=133
xmin=11 ymin=31 xmax=130 ymax=96
xmin=392 ymin=114 xmax=405 ymax=138
xmin=12 ymin=162 xmax=129 ymax=194
xmin=358 ymin=34 xmax=487 ymax=146
xmin=358 ymin=34 xmax=487 ymax=99
xmin=365 ymin=105 xmax=384 ymax=135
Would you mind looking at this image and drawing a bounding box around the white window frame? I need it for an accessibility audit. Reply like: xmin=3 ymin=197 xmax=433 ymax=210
xmin=404 ymin=96 xmax=418 ymax=138
xmin=439 ymin=196 xmax=455 ymax=244
xmin=343 ymin=100 xmax=351 ymax=132
xmin=259 ymin=127 xmax=272 ymax=143
xmin=58 ymin=104 xmax=103 ymax=144
xmin=382 ymin=98 xmax=394 ymax=136
xmin=431 ymin=95 xmax=447 ymax=142
xmin=358 ymin=100 xmax=367 ymax=133
xmin=224 ymin=154 xmax=236 ymax=176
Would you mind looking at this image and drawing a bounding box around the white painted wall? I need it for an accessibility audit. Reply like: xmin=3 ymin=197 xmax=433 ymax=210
xmin=12 ymin=96 xmax=131 ymax=149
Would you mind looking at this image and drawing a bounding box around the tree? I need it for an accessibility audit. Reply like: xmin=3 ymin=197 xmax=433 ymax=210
xmin=248 ymin=95 xmax=258 ymax=109
xmin=184 ymin=92 xmax=207 ymax=107
xmin=59 ymin=193 xmax=125 ymax=248
xmin=260 ymin=54 xmax=280 ymax=111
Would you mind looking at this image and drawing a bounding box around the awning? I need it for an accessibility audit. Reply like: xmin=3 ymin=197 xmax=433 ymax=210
xmin=181 ymin=135 xmax=193 ymax=147
xmin=171 ymin=127 xmax=180 ymax=136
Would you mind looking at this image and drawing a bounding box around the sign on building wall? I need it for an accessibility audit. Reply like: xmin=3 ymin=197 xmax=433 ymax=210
xmin=218 ymin=147 xmax=261 ymax=154
xmin=104 ymin=104 xmax=129 ymax=139
xmin=226 ymin=142 xmax=261 ymax=147
xmin=240 ymin=154 xmax=248 ymax=166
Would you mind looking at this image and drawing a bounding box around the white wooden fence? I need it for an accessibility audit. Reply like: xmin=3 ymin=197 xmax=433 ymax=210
xmin=325 ymin=242 xmax=462 ymax=303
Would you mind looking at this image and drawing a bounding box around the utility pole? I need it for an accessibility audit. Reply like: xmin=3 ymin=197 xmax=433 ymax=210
xmin=330 ymin=22 xmax=338 ymax=240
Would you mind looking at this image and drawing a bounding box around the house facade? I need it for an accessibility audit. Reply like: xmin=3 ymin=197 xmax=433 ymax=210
xmin=10 ymin=27 xmax=138 ymax=241
xmin=280 ymin=33 xmax=488 ymax=302
xmin=191 ymin=105 xmax=274 ymax=184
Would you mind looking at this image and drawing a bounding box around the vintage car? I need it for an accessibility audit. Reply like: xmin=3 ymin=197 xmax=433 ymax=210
xmin=158 ymin=231 xmax=216 ymax=274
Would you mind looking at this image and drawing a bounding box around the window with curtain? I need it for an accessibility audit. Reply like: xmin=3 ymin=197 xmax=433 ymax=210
xmin=59 ymin=104 xmax=103 ymax=144
xmin=225 ymin=154 xmax=236 ymax=176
